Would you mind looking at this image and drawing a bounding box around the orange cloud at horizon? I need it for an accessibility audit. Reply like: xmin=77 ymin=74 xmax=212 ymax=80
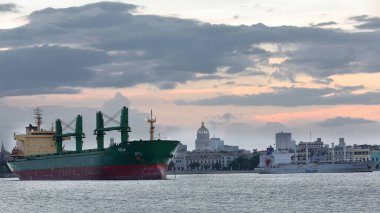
xmin=254 ymin=105 xmax=380 ymax=124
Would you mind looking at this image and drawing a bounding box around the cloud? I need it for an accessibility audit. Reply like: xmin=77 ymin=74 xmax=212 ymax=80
xmin=310 ymin=21 xmax=337 ymax=27
xmin=0 ymin=45 xmax=109 ymax=97
xmin=101 ymin=92 xmax=131 ymax=113
xmin=177 ymin=86 xmax=380 ymax=106
xmin=195 ymin=74 xmax=228 ymax=81
xmin=271 ymin=70 xmax=296 ymax=82
xmin=317 ymin=116 xmax=377 ymax=127
xmin=260 ymin=122 xmax=287 ymax=131
xmin=0 ymin=3 xmax=18 ymax=13
xmin=0 ymin=2 xmax=380 ymax=97
xmin=349 ymin=15 xmax=380 ymax=30
xmin=311 ymin=77 xmax=333 ymax=85
xmin=280 ymin=39 xmax=380 ymax=79
xmin=207 ymin=112 xmax=238 ymax=128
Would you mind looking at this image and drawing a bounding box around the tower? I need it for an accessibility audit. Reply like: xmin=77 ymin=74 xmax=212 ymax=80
xmin=275 ymin=131 xmax=293 ymax=151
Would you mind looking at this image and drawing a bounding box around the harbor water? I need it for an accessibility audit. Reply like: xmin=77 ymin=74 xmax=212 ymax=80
xmin=1 ymin=172 xmax=379 ymax=212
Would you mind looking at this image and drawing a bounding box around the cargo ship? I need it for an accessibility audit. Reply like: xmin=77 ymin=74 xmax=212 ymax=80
xmin=7 ymin=107 xmax=179 ymax=180
xmin=256 ymin=146 xmax=375 ymax=174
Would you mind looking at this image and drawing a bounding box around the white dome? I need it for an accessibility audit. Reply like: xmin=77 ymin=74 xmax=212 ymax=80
xmin=197 ymin=122 xmax=210 ymax=140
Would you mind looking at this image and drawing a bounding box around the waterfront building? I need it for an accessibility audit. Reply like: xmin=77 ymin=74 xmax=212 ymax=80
xmin=210 ymin=137 xmax=224 ymax=151
xmin=171 ymin=122 xmax=252 ymax=171
xmin=223 ymin=145 xmax=239 ymax=152
xmin=325 ymin=139 xmax=371 ymax=162
xmin=221 ymin=154 xmax=235 ymax=169
xmin=172 ymin=143 xmax=188 ymax=170
xmin=185 ymin=150 xmax=223 ymax=170
xmin=296 ymin=138 xmax=326 ymax=163
xmin=276 ymin=131 xmax=295 ymax=151
xmin=370 ymin=150 xmax=380 ymax=170
xmin=326 ymin=138 xmax=348 ymax=162
xmin=352 ymin=146 xmax=370 ymax=161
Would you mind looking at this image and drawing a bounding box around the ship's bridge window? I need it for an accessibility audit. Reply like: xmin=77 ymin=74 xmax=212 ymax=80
xmin=31 ymin=132 xmax=54 ymax=135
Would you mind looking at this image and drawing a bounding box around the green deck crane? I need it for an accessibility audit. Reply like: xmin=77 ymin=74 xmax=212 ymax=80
xmin=55 ymin=115 xmax=85 ymax=154
xmin=94 ymin=106 xmax=131 ymax=150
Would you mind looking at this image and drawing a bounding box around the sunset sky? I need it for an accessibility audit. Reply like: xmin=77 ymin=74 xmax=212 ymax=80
xmin=1 ymin=1 xmax=380 ymax=151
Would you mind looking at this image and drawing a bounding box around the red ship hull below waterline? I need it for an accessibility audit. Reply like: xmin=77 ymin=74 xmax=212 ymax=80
xmin=13 ymin=164 xmax=168 ymax=180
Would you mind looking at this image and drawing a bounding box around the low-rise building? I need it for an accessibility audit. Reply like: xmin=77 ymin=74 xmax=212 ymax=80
xmin=210 ymin=137 xmax=224 ymax=151
xmin=223 ymin=145 xmax=239 ymax=152
xmin=172 ymin=143 xmax=188 ymax=170
xmin=296 ymin=138 xmax=326 ymax=163
xmin=185 ymin=150 xmax=223 ymax=170
xmin=326 ymin=140 xmax=371 ymax=162
xmin=370 ymin=150 xmax=380 ymax=170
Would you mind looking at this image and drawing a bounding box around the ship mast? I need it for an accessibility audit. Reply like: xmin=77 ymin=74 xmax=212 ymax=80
xmin=34 ymin=107 xmax=43 ymax=131
xmin=147 ymin=110 xmax=156 ymax=141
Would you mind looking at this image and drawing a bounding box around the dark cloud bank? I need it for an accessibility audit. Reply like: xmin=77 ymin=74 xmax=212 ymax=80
xmin=0 ymin=3 xmax=18 ymax=13
xmin=0 ymin=2 xmax=379 ymax=99
xmin=349 ymin=15 xmax=380 ymax=30
xmin=317 ymin=116 xmax=377 ymax=127
xmin=178 ymin=86 xmax=380 ymax=107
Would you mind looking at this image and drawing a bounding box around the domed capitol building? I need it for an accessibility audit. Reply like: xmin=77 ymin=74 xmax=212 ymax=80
xmin=172 ymin=122 xmax=252 ymax=171
xmin=195 ymin=122 xmax=211 ymax=151
xmin=195 ymin=122 xmax=226 ymax=151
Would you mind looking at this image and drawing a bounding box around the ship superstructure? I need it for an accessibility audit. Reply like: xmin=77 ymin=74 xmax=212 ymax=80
xmin=13 ymin=108 xmax=65 ymax=156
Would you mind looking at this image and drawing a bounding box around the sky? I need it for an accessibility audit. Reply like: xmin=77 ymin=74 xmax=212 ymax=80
xmin=1 ymin=0 xmax=380 ymax=151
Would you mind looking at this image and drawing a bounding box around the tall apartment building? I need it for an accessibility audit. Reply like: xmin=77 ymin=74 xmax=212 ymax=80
xmin=276 ymin=131 xmax=295 ymax=151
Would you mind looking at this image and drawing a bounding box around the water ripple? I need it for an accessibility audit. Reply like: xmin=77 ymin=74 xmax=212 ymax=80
xmin=1 ymin=172 xmax=379 ymax=212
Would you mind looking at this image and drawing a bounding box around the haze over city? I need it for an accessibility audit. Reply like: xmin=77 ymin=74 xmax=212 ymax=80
xmin=1 ymin=0 xmax=380 ymax=151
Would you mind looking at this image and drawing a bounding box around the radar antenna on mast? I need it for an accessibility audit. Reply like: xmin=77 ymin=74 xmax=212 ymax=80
xmin=34 ymin=107 xmax=43 ymax=131
xmin=147 ymin=110 xmax=156 ymax=141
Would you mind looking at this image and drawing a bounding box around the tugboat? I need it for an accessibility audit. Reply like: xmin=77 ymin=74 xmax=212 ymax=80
xmin=7 ymin=107 xmax=179 ymax=180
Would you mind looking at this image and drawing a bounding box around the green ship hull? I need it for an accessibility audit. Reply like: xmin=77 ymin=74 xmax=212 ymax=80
xmin=7 ymin=140 xmax=179 ymax=180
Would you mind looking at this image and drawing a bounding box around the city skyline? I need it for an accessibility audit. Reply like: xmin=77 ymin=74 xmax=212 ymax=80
xmin=1 ymin=1 xmax=380 ymax=151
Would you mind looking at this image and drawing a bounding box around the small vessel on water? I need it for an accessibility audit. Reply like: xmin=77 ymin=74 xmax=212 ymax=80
xmin=7 ymin=107 xmax=179 ymax=180
xmin=256 ymin=146 xmax=375 ymax=174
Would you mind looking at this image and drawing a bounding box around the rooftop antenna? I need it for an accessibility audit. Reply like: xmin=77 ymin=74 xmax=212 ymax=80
xmin=34 ymin=107 xmax=43 ymax=131
xmin=147 ymin=110 xmax=156 ymax=141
